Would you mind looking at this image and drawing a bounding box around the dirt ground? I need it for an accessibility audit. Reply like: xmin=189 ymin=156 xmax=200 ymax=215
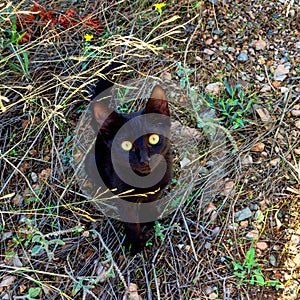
xmin=0 ymin=1 xmax=299 ymax=299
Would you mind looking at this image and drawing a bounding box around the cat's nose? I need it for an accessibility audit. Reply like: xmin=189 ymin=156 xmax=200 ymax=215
xmin=140 ymin=158 xmax=150 ymax=167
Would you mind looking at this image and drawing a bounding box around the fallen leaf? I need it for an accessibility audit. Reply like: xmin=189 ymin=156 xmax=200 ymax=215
xmin=274 ymin=64 xmax=290 ymax=81
xmin=222 ymin=180 xmax=235 ymax=196
xmin=123 ymin=283 xmax=141 ymax=300
xmin=255 ymin=107 xmax=272 ymax=123
xmin=0 ymin=276 xmax=16 ymax=287
xmin=251 ymin=142 xmax=265 ymax=152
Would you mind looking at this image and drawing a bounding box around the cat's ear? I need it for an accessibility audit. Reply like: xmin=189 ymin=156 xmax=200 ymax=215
xmin=145 ymin=85 xmax=169 ymax=116
xmin=93 ymin=102 xmax=123 ymax=137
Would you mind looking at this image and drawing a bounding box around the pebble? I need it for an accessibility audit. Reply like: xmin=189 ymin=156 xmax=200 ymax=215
xmin=260 ymin=84 xmax=271 ymax=92
xmin=234 ymin=207 xmax=252 ymax=222
xmin=205 ymin=82 xmax=224 ymax=95
xmin=31 ymin=172 xmax=38 ymax=183
xmin=255 ymin=39 xmax=267 ymax=51
xmin=204 ymin=48 xmax=215 ymax=55
xmin=256 ymin=75 xmax=265 ymax=82
xmin=246 ymin=230 xmax=259 ymax=240
xmin=270 ymin=158 xmax=280 ymax=166
xmin=291 ymin=110 xmax=300 ymax=117
xmin=241 ymin=155 xmax=253 ymax=165
xmin=295 ymin=120 xmax=300 ymax=129
xmin=256 ymin=241 xmax=268 ymax=250
xmin=269 ymin=254 xmax=277 ymax=266
xmin=237 ymin=52 xmax=248 ymax=62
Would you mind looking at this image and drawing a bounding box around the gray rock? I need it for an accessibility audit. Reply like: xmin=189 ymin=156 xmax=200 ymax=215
xmin=234 ymin=207 xmax=252 ymax=222
xmin=237 ymin=52 xmax=248 ymax=62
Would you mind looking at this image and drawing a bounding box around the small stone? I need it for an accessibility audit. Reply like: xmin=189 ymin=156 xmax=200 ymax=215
xmin=295 ymin=120 xmax=300 ymax=129
xmin=240 ymin=220 xmax=248 ymax=228
xmin=205 ymin=82 xmax=224 ymax=95
xmin=260 ymin=84 xmax=271 ymax=92
xmin=274 ymin=64 xmax=290 ymax=81
xmin=209 ymin=293 xmax=218 ymax=300
xmin=269 ymin=254 xmax=277 ymax=266
xmin=293 ymin=104 xmax=300 ymax=110
xmin=256 ymin=75 xmax=265 ymax=82
xmin=293 ymin=253 xmax=300 ymax=267
xmin=289 ymin=9 xmax=295 ymax=17
xmin=234 ymin=207 xmax=252 ymax=222
xmin=291 ymin=109 xmax=300 ymax=117
xmin=242 ymin=155 xmax=253 ymax=165
xmin=180 ymin=157 xmax=191 ymax=168
xmin=256 ymin=241 xmax=268 ymax=250
xmin=294 ymin=148 xmax=300 ymax=155
xmin=261 ymin=151 xmax=268 ymax=158
xmin=211 ymin=227 xmax=221 ymax=236
xmin=204 ymin=48 xmax=215 ymax=55
xmin=195 ymin=56 xmax=202 ymax=61
xmin=205 ymin=242 xmax=212 ymax=250
xmin=205 ymin=38 xmax=213 ymax=45
xmin=280 ymin=87 xmax=289 ymax=93
xmin=251 ymin=142 xmax=265 ymax=152
xmin=295 ymin=42 xmax=300 ymax=49
xmin=270 ymin=158 xmax=280 ymax=166
xmin=237 ymin=52 xmax=248 ymax=62
xmin=30 ymin=172 xmax=38 ymax=183
xmin=255 ymin=40 xmax=267 ymax=51
xmin=212 ymin=29 xmax=224 ymax=36
xmin=246 ymin=230 xmax=259 ymax=240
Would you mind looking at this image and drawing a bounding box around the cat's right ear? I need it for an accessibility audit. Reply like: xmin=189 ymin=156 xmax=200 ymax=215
xmin=92 ymin=101 xmax=113 ymax=126
xmin=92 ymin=102 xmax=123 ymax=137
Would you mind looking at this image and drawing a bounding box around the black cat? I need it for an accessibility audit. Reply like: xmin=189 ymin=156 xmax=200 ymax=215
xmin=87 ymin=67 xmax=172 ymax=254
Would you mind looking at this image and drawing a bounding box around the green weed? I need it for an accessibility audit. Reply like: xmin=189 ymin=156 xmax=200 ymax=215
xmin=0 ymin=4 xmax=29 ymax=76
xmin=229 ymin=246 xmax=283 ymax=289
xmin=205 ymin=79 xmax=253 ymax=130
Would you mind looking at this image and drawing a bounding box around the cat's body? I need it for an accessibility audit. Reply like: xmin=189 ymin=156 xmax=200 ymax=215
xmin=86 ymin=66 xmax=172 ymax=253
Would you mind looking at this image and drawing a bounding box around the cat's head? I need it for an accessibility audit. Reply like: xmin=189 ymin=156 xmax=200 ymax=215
xmin=93 ymin=85 xmax=170 ymax=175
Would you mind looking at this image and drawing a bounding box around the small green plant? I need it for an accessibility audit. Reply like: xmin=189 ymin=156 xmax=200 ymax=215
xmin=25 ymin=287 xmax=42 ymax=299
xmin=154 ymin=221 xmax=165 ymax=241
xmin=229 ymin=246 xmax=283 ymax=289
xmin=0 ymin=3 xmax=29 ymax=75
xmin=205 ymin=79 xmax=253 ymax=130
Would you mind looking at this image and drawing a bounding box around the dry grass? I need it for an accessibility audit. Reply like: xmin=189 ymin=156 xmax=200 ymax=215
xmin=1 ymin=1 xmax=300 ymax=299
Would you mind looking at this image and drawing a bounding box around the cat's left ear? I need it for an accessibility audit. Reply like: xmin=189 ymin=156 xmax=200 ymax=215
xmin=145 ymin=85 xmax=169 ymax=116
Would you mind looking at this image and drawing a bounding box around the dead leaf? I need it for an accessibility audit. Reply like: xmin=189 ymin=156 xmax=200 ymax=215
xmin=274 ymin=64 xmax=290 ymax=81
xmin=222 ymin=180 xmax=235 ymax=196
xmin=255 ymin=107 xmax=272 ymax=123
xmin=0 ymin=276 xmax=16 ymax=287
xmin=123 ymin=283 xmax=141 ymax=300
xmin=251 ymin=142 xmax=265 ymax=152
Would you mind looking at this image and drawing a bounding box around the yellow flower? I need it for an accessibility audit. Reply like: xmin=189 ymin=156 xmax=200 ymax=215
xmin=84 ymin=34 xmax=93 ymax=42
xmin=153 ymin=2 xmax=166 ymax=14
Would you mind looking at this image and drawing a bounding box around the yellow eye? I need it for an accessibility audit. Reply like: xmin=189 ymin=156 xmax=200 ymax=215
xmin=121 ymin=141 xmax=132 ymax=151
xmin=149 ymin=134 xmax=160 ymax=145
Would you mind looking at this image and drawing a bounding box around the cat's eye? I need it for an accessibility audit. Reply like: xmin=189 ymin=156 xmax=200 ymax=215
xmin=121 ymin=141 xmax=132 ymax=151
xmin=148 ymin=134 xmax=160 ymax=145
